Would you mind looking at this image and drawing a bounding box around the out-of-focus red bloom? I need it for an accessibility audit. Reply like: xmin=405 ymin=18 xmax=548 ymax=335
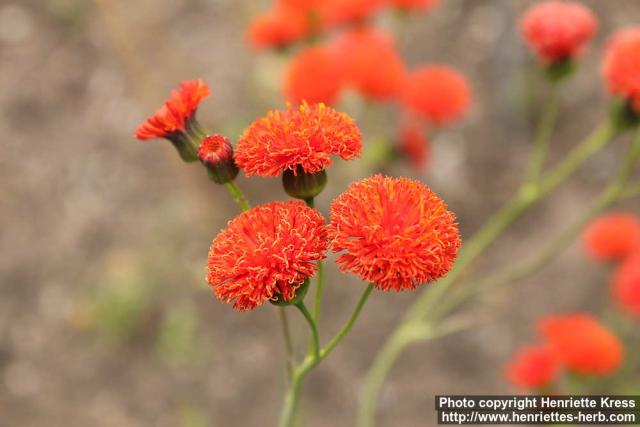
xmin=331 ymin=28 xmax=406 ymax=101
xmin=520 ymin=1 xmax=597 ymax=64
xmin=401 ymin=65 xmax=471 ymax=125
xmin=284 ymin=45 xmax=344 ymax=105
xmin=247 ymin=7 xmax=308 ymax=50
xmin=388 ymin=0 xmax=439 ymax=12
xmin=538 ymin=314 xmax=624 ymax=376
xmin=602 ymin=28 xmax=640 ymax=112
xmin=582 ymin=213 xmax=640 ymax=262
xmin=207 ymin=201 xmax=327 ymax=311
xmin=135 ymin=79 xmax=210 ymax=140
xmin=235 ymin=102 xmax=362 ymax=176
xmin=318 ymin=0 xmax=385 ymax=26
xmin=398 ymin=121 xmax=431 ymax=170
xmin=505 ymin=345 xmax=560 ymax=390
xmin=328 ymin=175 xmax=461 ymax=291
xmin=612 ymin=252 xmax=640 ymax=317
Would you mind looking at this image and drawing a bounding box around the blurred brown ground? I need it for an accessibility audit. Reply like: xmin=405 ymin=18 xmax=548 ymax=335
xmin=1 ymin=0 xmax=639 ymax=426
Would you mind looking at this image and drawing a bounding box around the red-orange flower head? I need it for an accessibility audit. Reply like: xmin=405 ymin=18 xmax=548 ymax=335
xmin=582 ymin=212 xmax=640 ymax=262
xmin=207 ymin=201 xmax=328 ymax=311
xmin=611 ymin=251 xmax=640 ymax=317
xmin=331 ymin=28 xmax=406 ymax=101
xmin=505 ymin=345 xmax=560 ymax=390
xmin=247 ymin=7 xmax=308 ymax=50
xmin=328 ymin=175 xmax=461 ymax=291
xmin=135 ymin=79 xmax=210 ymax=162
xmin=235 ymin=102 xmax=362 ymax=176
xmin=520 ymin=1 xmax=597 ymax=64
xmin=136 ymin=79 xmax=210 ymax=140
xmin=198 ymin=135 xmax=239 ymax=184
xmin=538 ymin=314 xmax=624 ymax=376
xmin=398 ymin=121 xmax=431 ymax=171
xmin=284 ymin=45 xmax=344 ymax=105
xmin=388 ymin=0 xmax=439 ymax=12
xmin=401 ymin=65 xmax=471 ymax=125
xmin=602 ymin=28 xmax=640 ymax=113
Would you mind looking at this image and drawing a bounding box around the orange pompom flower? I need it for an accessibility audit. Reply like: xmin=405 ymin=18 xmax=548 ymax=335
xmin=247 ymin=7 xmax=308 ymax=50
xmin=331 ymin=28 xmax=406 ymax=101
xmin=611 ymin=252 xmax=640 ymax=317
xmin=505 ymin=345 xmax=560 ymax=390
xmin=602 ymin=28 xmax=640 ymax=113
xmin=235 ymin=102 xmax=362 ymax=176
xmin=284 ymin=45 xmax=344 ymax=105
xmin=538 ymin=314 xmax=624 ymax=376
xmin=388 ymin=0 xmax=439 ymax=12
xmin=328 ymin=175 xmax=461 ymax=291
xmin=520 ymin=1 xmax=597 ymax=64
xmin=207 ymin=201 xmax=328 ymax=311
xmin=582 ymin=213 xmax=640 ymax=262
xmin=135 ymin=79 xmax=210 ymax=161
xmin=398 ymin=121 xmax=431 ymax=170
xmin=401 ymin=65 xmax=471 ymax=125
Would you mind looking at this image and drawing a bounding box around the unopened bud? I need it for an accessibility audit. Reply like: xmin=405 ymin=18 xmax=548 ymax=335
xmin=198 ymin=135 xmax=239 ymax=184
xmin=282 ymin=166 xmax=327 ymax=201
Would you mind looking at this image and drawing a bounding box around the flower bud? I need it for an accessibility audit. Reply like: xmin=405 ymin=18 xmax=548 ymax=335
xmin=198 ymin=135 xmax=239 ymax=184
xmin=282 ymin=166 xmax=327 ymax=201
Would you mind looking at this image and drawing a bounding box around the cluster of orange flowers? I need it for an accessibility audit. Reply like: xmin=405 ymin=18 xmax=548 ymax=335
xmin=136 ymin=81 xmax=462 ymax=311
xmin=248 ymin=0 xmax=469 ymax=171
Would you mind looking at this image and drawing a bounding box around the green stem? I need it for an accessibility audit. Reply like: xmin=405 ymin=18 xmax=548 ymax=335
xmin=278 ymin=308 xmax=294 ymax=381
xmin=358 ymin=119 xmax=620 ymax=427
xmin=527 ymin=82 xmax=560 ymax=182
xmin=321 ymin=284 xmax=374 ymax=358
xmin=435 ymin=128 xmax=640 ymax=323
xmin=313 ymin=260 xmax=324 ymax=322
xmin=279 ymin=285 xmax=374 ymax=427
xmin=621 ymin=181 xmax=640 ymax=200
xmin=224 ymin=181 xmax=251 ymax=212
xmin=296 ymin=302 xmax=320 ymax=361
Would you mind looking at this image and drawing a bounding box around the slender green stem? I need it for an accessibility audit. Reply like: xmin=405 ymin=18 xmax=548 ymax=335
xmin=434 ymin=129 xmax=640 ymax=323
xmin=296 ymin=301 xmax=320 ymax=361
xmin=621 ymin=181 xmax=640 ymax=200
xmin=321 ymin=284 xmax=374 ymax=357
xmin=304 ymin=197 xmax=315 ymax=208
xmin=278 ymin=308 xmax=294 ymax=381
xmin=527 ymin=82 xmax=560 ymax=182
xmin=224 ymin=181 xmax=251 ymax=212
xmin=313 ymin=260 xmax=324 ymax=322
xmin=357 ymin=317 xmax=472 ymax=427
xmin=358 ymin=119 xmax=620 ymax=427
xmin=279 ymin=284 xmax=374 ymax=427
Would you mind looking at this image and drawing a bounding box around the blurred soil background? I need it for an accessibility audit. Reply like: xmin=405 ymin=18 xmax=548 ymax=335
xmin=1 ymin=0 xmax=640 ymax=426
